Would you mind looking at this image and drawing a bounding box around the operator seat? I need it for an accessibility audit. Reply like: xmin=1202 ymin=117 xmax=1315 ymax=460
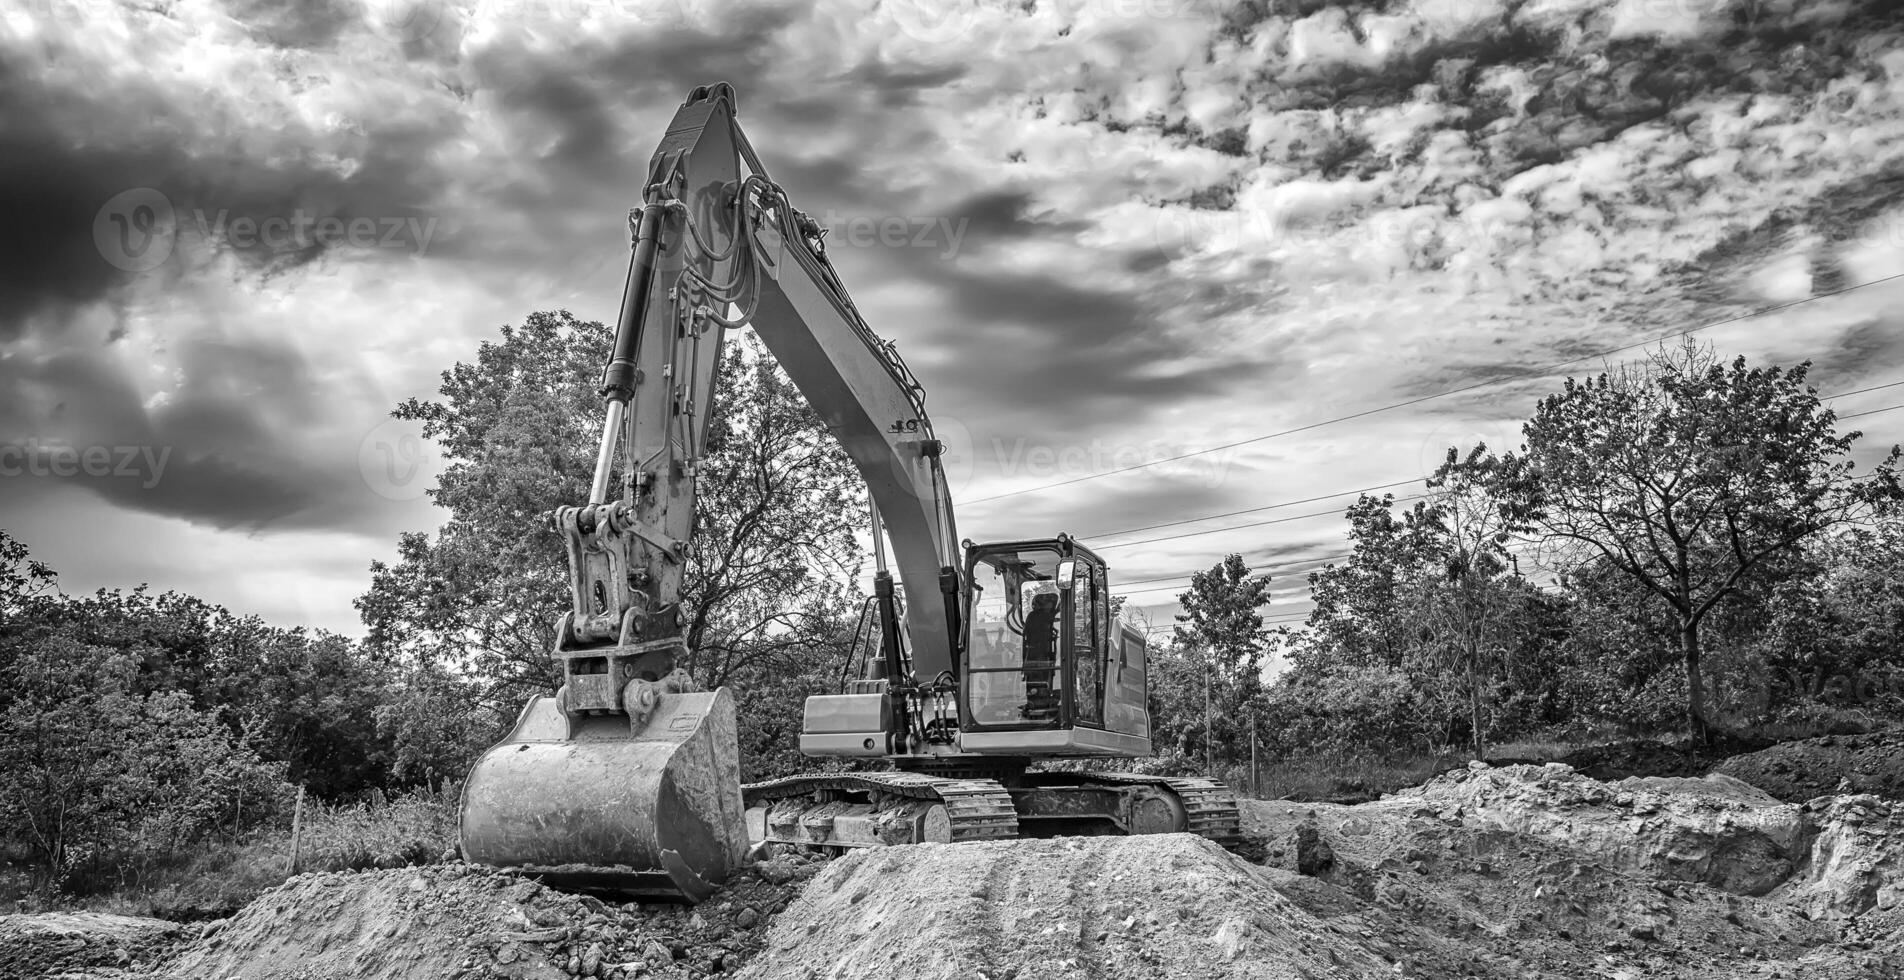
xmin=1021 ymin=590 xmax=1060 ymax=723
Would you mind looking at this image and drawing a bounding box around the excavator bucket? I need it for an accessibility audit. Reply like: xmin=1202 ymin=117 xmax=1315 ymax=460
xmin=458 ymin=687 xmax=748 ymax=902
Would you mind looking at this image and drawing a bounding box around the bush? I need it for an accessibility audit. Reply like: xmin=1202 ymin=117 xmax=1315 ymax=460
xmin=1260 ymin=666 xmax=1437 ymax=759
xmin=0 ymin=639 xmax=291 ymax=893
xmin=297 ymin=784 xmax=459 ymax=872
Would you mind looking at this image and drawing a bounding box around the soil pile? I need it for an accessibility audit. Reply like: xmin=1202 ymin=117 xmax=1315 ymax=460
xmin=1717 ymin=731 xmax=1904 ymax=802
xmin=738 ymin=834 xmax=1545 ymax=980
xmin=163 ymin=855 xmax=823 ymax=980
xmin=13 ymin=759 xmax=1904 ymax=979
xmin=0 ymin=913 xmax=184 ymax=980
xmin=1410 ymin=763 xmax=1904 ymax=916
xmin=1241 ymin=762 xmax=1904 ymax=977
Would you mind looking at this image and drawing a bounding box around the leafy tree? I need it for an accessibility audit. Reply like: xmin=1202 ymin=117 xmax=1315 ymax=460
xmin=1164 ymin=554 xmax=1273 ymax=774
xmin=373 ymin=663 xmax=505 ymax=789
xmin=0 ymin=638 xmax=289 ymax=889
xmin=357 ymin=311 xmax=866 ymax=784
xmin=1506 ymin=342 xmax=1903 ymax=740
xmin=1411 ymin=446 xmax=1537 ymax=755
xmin=0 ymin=528 xmax=56 ymax=612
xmin=1290 ymin=494 xmax=1444 ymax=676
xmin=209 ymin=625 xmax=395 ymax=798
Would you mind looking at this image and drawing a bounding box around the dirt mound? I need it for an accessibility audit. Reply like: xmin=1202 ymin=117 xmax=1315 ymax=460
xmin=1551 ymin=734 xmax=1777 ymax=781
xmin=1716 ymin=731 xmax=1904 ymax=802
xmin=0 ymin=913 xmax=184 ymax=980
xmin=1403 ymin=762 xmax=1904 ymax=920
xmin=739 ymin=834 xmax=1546 ymax=980
xmin=164 ymin=856 xmax=822 ymax=980
xmin=1241 ymin=796 xmax=1863 ymax=979
xmin=1414 ymin=764 xmax=1811 ymax=897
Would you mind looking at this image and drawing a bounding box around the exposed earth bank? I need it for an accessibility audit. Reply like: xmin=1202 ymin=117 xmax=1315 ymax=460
xmin=8 ymin=760 xmax=1904 ymax=980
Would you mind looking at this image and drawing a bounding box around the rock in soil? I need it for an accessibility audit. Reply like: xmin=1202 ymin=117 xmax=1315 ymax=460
xmin=12 ymin=758 xmax=1904 ymax=980
xmin=0 ymin=912 xmax=185 ymax=980
xmin=1717 ymin=731 xmax=1904 ymax=802
xmin=158 ymin=854 xmax=823 ymax=980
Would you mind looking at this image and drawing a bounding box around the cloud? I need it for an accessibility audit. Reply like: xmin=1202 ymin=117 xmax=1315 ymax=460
xmin=7 ymin=0 xmax=1904 ymax=632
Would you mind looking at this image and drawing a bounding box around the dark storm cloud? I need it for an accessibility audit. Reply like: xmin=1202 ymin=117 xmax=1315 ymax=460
xmin=0 ymin=6 xmax=463 ymax=532
xmin=436 ymin=17 xmax=1274 ymax=435
xmin=0 ymin=31 xmax=455 ymax=340
xmin=0 ymin=333 xmax=374 ymax=529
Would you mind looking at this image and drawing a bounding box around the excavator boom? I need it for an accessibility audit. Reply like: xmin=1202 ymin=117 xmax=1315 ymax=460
xmin=459 ymin=84 xmax=1239 ymax=900
xmin=460 ymin=83 xmax=966 ymax=898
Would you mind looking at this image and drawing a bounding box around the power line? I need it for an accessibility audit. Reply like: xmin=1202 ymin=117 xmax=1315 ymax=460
xmin=1840 ymin=402 xmax=1904 ymax=421
xmin=1097 ymin=495 xmax=1427 ymax=551
xmin=1110 ymin=552 xmax=1352 ymax=591
xmin=1078 ymin=478 xmax=1421 ymax=541
xmin=962 ymin=274 xmax=1904 ymax=505
xmin=1070 ymin=374 xmax=1902 ymax=553
xmin=1829 ymin=379 xmax=1904 ymax=401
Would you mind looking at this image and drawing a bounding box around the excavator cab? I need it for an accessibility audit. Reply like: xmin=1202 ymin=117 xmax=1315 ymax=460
xmin=958 ymin=539 xmax=1151 ymax=753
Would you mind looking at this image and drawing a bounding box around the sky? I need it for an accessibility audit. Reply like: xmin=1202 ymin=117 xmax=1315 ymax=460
xmin=4 ymin=0 xmax=1904 ymax=643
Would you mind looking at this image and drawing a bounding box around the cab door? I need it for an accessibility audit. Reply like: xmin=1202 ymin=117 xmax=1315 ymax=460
xmin=1065 ymin=556 xmax=1105 ymax=729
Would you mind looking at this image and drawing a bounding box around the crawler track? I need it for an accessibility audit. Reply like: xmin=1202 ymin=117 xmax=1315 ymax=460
xmin=744 ymin=770 xmax=1019 ymax=843
xmin=742 ymin=769 xmax=1242 ymax=846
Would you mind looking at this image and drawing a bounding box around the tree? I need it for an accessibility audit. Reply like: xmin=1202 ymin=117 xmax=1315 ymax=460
xmin=1507 ymin=342 xmax=1903 ymax=740
xmin=1413 ymin=446 xmax=1536 ymax=756
xmin=0 ymin=528 xmax=56 ymax=612
xmin=1291 ymin=494 xmax=1445 ymax=676
xmin=356 ymin=310 xmax=866 ymax=765
xmin=0 ymin=638 xmax=289 ymax=889
xmin=1166 ymin=554 xmax=1273 ymax=775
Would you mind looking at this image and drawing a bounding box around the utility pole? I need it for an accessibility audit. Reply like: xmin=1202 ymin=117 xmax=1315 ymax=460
xmin=1202 ymin=651 xmax=1213 ymax=776
xmin=1250 ymin=712 xmax=1259 ymax=798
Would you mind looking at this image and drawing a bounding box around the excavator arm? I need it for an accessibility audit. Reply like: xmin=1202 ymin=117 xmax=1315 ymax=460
xmin=459 ymin=83 xmax=964 ymax=899
xmin=565 ymin=82 xmax=962 ymax=686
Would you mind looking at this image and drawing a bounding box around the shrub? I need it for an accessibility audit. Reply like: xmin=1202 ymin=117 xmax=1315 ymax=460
xmin=0 ymin=639 xmax=291 ymax=892
xmin=297 ymin=784 xmax=459 ymax=872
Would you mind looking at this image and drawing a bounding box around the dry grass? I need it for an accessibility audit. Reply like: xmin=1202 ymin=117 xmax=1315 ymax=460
xmin=18 ymin=785 xmax=461 ymax=920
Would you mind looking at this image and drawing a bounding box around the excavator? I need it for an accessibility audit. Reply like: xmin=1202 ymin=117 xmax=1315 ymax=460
xmin=457 ymin=83 xmax=1241 ymax=902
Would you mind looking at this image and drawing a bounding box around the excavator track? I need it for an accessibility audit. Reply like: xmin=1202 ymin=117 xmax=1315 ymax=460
xmin=744 ymin=771 xmax=1019 ymax=847
xmin=744 ymin=769 xmax=1242 ymax=850
xmin=1068 ymin=772 xmax=1245 ymax=844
